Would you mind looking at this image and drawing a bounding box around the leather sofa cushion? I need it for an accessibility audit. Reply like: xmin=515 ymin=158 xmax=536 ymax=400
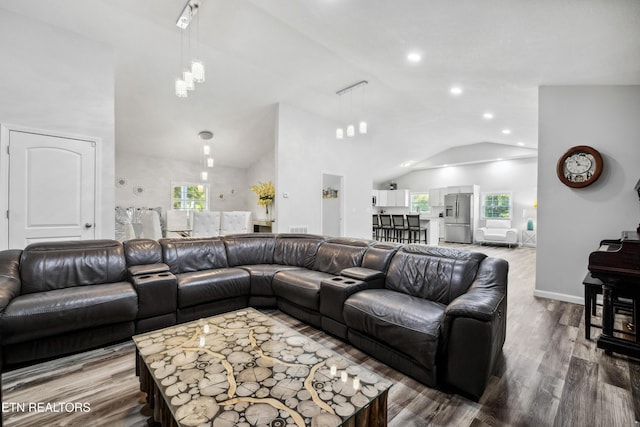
xmin=385 ymin=246 xmax=486 ymax=305
xmin=224 ymin=235 xmax=276 ymax=266
xmin=344 ymin=289 xmax=446 ymax=369
xmin=273 ymin=235 xmax=324 ymax=268
xmin=176 ymin=268 xmax=250 ymax=308
xmin=124 ymin=239 xmax=163 ymax=266
xmin=19 ymin=240 xmax=127 ymax=295
xmin=272 ymin=269 xmax=335 ymax=310
xmin=161 ymin=238 xmax=229 ymax=274
xmin=238 ymin=264 xmax=302 ymax=296
xmin=311 ymin=242 xmax=368 ymax=275
xmin=1 ymin=282 xmax=137 ymax=344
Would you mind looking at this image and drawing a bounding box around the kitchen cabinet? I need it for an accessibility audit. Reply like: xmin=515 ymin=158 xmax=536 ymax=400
xmin=429 ymin=188 xmax=446 ymax=207
xmin=372 ymin=189 xmax=409 ymax=207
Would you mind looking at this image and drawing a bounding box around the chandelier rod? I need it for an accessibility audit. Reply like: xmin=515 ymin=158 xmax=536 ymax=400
xmin=336 ymin=80 xmax=368 ymax=96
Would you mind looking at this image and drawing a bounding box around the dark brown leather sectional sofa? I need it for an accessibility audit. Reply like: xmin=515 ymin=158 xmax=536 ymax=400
xmin=0 ymin=233 xmax=508 ymax=400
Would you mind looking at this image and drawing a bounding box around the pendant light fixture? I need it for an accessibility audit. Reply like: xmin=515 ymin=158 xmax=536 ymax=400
xmin=335 ymin=80 xmax=368 ymax=139
xmin=336 ymin=94 xmax=344 ymax=139
xmin=175 ymin=0 xmax=205 ymax=98
xmin=199 ymin=130 xmax=214 ymax=181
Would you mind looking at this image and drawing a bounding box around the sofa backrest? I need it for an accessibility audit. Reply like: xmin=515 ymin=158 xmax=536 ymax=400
xmin=123 ymin=239 xmax=163 ymax=266
xmin=223 ymin=234 xmax=276 ymax=266
xmin=385 ymin=245 xmax=487 ymax=304
xmin=160 ymin=237 xmax=228 ymax=274
xmin=312 ymin=238 xmax=371 ymax=275
xmin=361 ymin=242 xmax=402 ymax=272
xmin=19 ymin=240 xmax=127 ymax=295
xmin=274 ymin=234 xmax=325 ymax=268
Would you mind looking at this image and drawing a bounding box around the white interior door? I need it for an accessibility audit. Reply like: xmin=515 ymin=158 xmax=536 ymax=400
xmin=8 ymin=130 xmax=96 ymax=248
xmin=322 ymin=173 xmax=343 ymax=237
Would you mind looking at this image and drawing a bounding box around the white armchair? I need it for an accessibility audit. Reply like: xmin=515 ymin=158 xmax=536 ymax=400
xmin=475 ymin=219 xmax=518 ymax=247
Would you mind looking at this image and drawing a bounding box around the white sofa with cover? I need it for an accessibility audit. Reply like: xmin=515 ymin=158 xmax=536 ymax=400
xmin=475 ymin=219 xmax=518 ymax=247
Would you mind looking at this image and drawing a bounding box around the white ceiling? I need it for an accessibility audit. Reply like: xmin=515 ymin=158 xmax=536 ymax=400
xmin=1 ymin=0 xmax=639 ymax=183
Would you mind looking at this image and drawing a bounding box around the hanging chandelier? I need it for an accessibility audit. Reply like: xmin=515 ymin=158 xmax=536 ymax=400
xmin=175 ymin=0 xmax=205 ymax=98
xmin=335 ymin=80 xmax=368 ymax=139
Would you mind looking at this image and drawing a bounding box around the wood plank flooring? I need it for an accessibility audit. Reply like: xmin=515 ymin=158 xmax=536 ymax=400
xmin=2 ymin=243 xmax=639 ymax=426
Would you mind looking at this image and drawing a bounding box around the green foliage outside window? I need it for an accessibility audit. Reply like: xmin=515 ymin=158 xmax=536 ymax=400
xmin=483 ymin=193 xmax=511 ymax=218
xmin=172 ymin=184 xmax=207 ymax=211
xmin=411 ymin=193 xmax=430 ymax=213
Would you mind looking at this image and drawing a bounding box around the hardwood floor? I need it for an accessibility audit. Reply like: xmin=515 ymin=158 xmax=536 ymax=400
xmin=2 ymin=244 xmax=639 ymax=426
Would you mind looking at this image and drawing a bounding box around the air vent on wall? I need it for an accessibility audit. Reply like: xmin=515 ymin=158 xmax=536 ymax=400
xmin=289 ymin=226 xmax=308 ymax=234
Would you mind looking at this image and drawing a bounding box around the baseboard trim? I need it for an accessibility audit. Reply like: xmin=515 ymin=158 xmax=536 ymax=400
xmin=533 ymin=289 xmax=584 ymax=305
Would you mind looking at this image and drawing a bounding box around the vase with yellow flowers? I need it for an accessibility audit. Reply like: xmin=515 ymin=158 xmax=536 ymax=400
xmin=250 ymin=181 xmax=275 ymax=220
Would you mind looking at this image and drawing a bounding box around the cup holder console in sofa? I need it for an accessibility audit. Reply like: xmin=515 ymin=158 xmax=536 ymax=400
xmin=0 ymin=234 xmax=508 ymax=400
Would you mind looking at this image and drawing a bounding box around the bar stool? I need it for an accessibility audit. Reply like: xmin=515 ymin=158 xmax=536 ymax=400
xmin=406 ymin=214 xmax=427 ymax=244
xmin=391 ymin=214 xmax=407 ymax=243
xmin=372 ymin=214 xmax=381 ymax=240
xmin=379 ymin=214 xmax=393 ymax=241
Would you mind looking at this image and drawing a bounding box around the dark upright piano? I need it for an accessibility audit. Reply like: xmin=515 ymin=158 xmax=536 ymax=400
xmin=588 ymin=231 xmax=640 ymax=357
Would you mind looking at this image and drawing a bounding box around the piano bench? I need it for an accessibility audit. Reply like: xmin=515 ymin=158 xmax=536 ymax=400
xmin=583 ymin=273 xmax=635 ymax=340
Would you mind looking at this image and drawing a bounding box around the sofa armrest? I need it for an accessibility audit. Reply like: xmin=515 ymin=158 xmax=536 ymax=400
xmin=320 ymin=276 xmax=379 ymax=323
xmin=441 ymin=257 xmax=508 ymax=400
xmin=340 ymin=267 xmax=384 ymax=282
xmin=0 ymin=250 xmax=22 ymax=314
xmin=130 ymin=271 xmax=177 ymax=319
xmin=128 ymin=263 xmax=170 ymax=277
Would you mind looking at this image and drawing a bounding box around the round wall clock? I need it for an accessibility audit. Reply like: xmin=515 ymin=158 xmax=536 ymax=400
xmin=556 ymin=145 xmax=603 ymax=188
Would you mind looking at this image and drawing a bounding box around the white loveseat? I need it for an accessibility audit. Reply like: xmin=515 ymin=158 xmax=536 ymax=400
xmin=475 ymin=219 xmax=518 ymax=247
xmin=191 ymin=211 xmax=252 ymax=237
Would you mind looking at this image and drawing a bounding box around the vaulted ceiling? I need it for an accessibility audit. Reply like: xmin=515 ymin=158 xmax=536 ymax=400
xmin=1 ymin=0 xmax=639 ymax=183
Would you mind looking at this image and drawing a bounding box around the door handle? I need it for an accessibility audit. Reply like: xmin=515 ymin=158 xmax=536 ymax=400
xmin=85 ymin=223 xmax=93 ymax=228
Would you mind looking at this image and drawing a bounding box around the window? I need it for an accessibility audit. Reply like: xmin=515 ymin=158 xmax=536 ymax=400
xmin=481 ymin=192 xmax=512 ymax=219
xmin=410 ymin=192 xmax=430 ymax=213
xmin=171 ymin=182 xmax=209 ymax=211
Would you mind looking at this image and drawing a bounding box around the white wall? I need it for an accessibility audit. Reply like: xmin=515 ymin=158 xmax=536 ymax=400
xmin=275 ymin=103 xmax=373 ymax=238
xmin=536 ymin=86 xmax=640 ymax=303
xmin=246 ymin=148 xmax=276 ymax=222
xmin=0 ymin=9 xmax=115 ymax=240
xmin=390 ymin=157 xmax=538 ymax=233
xmin=116 ymin=152 xmax=249 ymax=221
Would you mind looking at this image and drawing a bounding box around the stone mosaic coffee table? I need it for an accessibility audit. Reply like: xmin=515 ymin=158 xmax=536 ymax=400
xmin=133 ymin=308 xmax=392 ymax=427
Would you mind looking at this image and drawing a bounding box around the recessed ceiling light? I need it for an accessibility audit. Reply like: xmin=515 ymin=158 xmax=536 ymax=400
xmin=449 ymin=86 xmax=463 ymax=95
xmin=400 ymin=160 xmax=415 ymax=168
xmin=483 ymin=112 xmax=494 ymax=120
xmin=501 ymin=129 xmax=511 ymax=135
xmin=517 ymin=141 xmax=525 ymax=146
xmin=442 ymin=164 xmax=449 ymax=167
xmin=496 ymin=158 xmax=503 ymax=161
xmin=407 ymin=52 xmax=421 ymax=62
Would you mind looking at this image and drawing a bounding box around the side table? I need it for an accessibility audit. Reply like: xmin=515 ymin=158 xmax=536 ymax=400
xmin=522 ymin=230 xmax=536 ymax=247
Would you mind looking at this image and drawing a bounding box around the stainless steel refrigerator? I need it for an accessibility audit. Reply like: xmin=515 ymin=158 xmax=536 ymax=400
xmin=444 ymin=193 xmax=473 ymax=243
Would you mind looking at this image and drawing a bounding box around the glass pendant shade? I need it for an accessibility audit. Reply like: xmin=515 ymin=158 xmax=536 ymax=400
xmin=200 ymin=171 xmax=208 ymax=181
xmin=347 ymin=124 xmax=355 ymax=137
xmin=192 ymin=60 xmax=205 ymax=83
xmin=175 ymin=78 xmax=188 ymax=97
xmin=336 ymin=127 xmax=344 ymax=140
xmin=184 ymin=70 xmax=195 ymax=91
xmin=359 ymin=121 xmax=368 ymax=134
xmin=206 ymin=157 xmax=214 ymax=168
xmin=203 ymin=145 xmax=211 ymax=155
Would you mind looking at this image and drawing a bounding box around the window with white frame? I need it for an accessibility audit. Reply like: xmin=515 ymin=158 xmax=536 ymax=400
xmin=481 ymin=192 xmax=512 ymax=219
xmin=410 ymin=192 xmax=430 ymax=213
xmin=171 ymin=182 xmax=209 ymax=211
